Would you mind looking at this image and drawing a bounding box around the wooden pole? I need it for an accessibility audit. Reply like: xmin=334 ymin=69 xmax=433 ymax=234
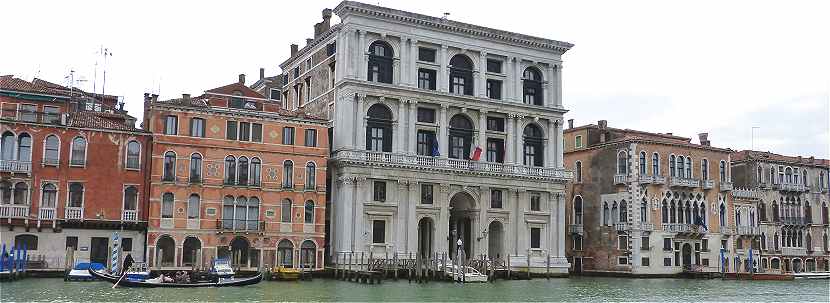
xmin=546 ymin=251 xmax=550 ymax=279
xmin=527 ymin=250 xmax=531 ymax=279
xmin=507 ymin=254 xmax=511 ymax=279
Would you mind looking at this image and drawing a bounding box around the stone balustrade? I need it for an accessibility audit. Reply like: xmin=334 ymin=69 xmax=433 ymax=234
xmin=669 ymin=177 xmax=700 ymax=188
xmin=0 ymin=160 xmax=32 ymax=174
xmin=0 ymin=204 xmax=29 ymax=218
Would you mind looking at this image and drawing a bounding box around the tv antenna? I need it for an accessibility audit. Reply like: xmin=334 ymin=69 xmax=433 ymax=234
xmin=442 ymin=12 xmax=450 ymax=20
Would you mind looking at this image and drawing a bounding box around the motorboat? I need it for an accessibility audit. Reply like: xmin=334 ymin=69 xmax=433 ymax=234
xmin=89 ymin=269 xmax=262 ymax=288
xmin=444 ymin=264 xmax=488 ymax=283
xmin=66 ymin=262 xmax=105 ymax=281
xmin=269 ymin=266 xmax=301 ymax=281
xmin=794 ymin=272 xmax=830 ymax=279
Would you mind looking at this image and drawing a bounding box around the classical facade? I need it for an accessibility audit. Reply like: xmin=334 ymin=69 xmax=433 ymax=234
xmin=564 ymin=120 xmax=735 ymax=275
xmin=279 ymin=1 xmax=573 ymax=273
xmin=730 ymin=150 xmax=830 ymax=273
xmin=0 ymin=76 xmax=149 ymax=269
xmin=143 ymin=76 xmax=328 ymax=271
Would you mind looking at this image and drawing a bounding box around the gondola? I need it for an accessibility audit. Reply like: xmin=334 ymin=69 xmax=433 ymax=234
xmin=89 ymin=269 xmax=262 ymax=288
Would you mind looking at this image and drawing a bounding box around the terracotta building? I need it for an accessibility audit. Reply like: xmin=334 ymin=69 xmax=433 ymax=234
xmin=730 ymin=150 xmax=829 ymax=273
xmin=142 ymin=75 xmax=328 ymax=271
xmin=564 ymin=120 xmax=735 ymax=275
xmin=0 ymin=75 xmax=150 ymax=268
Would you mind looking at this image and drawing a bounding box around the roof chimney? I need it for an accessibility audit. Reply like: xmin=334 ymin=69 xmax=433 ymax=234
xmin=259 ymin=68 xmax=265 ymax=80
xmin=698 ymin=133 xmax=710 ymax=146
xmin=598 ymin=120 xmax=607 ymax=129
xmin=182 ymin=93 xmax=191 ymax=100
xmin=151 ymin=94 xmax=159 ymax=102
xmin=306 ymin=38 xmax=314 ymax=46
xmin=290 ymin=44 xmax=299 ymax=56
xmin=567 ymin=119 xmax=574 ymax=129
xmin=667 ymin=132 xmax=673 ymax=136
xmin=238 ymin=74 xmax=246 ymax=84
xmin=143 ymin=93 xmax=151 ymax=103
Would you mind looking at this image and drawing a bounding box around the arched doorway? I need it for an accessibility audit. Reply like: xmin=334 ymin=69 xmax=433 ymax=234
xmin=230 ymin=237 xmax=250 ymax=268
xmin=681 ymin=243 xmax=692 ymax=269
xmin=417 ymin=217 xmax=434 ymax=259
xmin=792 ymin=258 xmax=803 ymax=273
xmin=182 ymin=237 xmax=201 ymax=267
xmin=300 ymin=240 xmax=317 ymax=269
xmin=449 ymin=191 xmax=476 ymax=259
xmin=487 ymin=221 xmax=504 ymax=260
xmin=277 ymin=239 xmax=294 ymax=268
xmin=156 ymin=235 xmax=175 ymax=267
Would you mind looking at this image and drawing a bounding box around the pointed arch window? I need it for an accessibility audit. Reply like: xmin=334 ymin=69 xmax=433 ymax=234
xmin=305 ymin=162 xmax=316 ymax=190
xmin=669 ymin=155 xmax=676 ymax=177
xmin=367 ymin=41 xmax=393 ymax=83
xmin=719 ymin=203 xmax=726 ymax=227
xmin=523 ymin=124 xmax=544 ymax=167
xmin=575 ymin=161 xmax=583 ymax=183
xmin=652 ymin=153 xmax=659 ymax=175
xmin=602 ymin=202 xmax=609 ymax=226
xmin=237 ymin=156 xmax=249 ymax=186
xmin=449 ymin=55 xmax=474 ymax=96
xmin=162 ymin=151 xmax=176 ymax=181
xmin=190 ymin=153 xmax=202 ymax=183
xmin=661 ymin=200 xmax=668 ymax=224
xmin=702 ymin=159 xmax=709 ymax=180
xmin=250 ymin=158 xmax=261 ymax=187
xmin=573 ymin=196 xmax=583 ymax=225
xmin=757 ymin=166 xmax=763 ymax=183
xmin=619 ymin=200 xmax=628 ymax=223
xmin=617 ymin=151 xmax=628 ymax=175
xmin=366 ymin=104 xmax=393 ymax=152
xmin=641 ymin=199 xmax=648 ymax=223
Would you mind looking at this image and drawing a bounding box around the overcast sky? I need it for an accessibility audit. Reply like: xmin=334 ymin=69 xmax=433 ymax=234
xmin=2 ymin=0 xmax=828 ymax=158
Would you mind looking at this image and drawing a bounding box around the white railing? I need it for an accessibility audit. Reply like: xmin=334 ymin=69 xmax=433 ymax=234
xmin=732 ymin=188 xmax=761 ymax=199
xmin=662 ymin=223 xmax=706 ymax=233
xmin=614 ymin=223 xmax=628 ymax=231
xmin=65 ymin=207 xmax=83 ymax=220
xmin=333 ymin=150 xmax=573 ymax=180
xmin=0 ymin=205 xmax=29 ymax=218
xmin=737 ymin=225 xmax=761 ymax=235
xmin=777 ymin=183 xmax=806 ymax=192
xmin=0 ymin=160 xmax=32 ymax=173
xmin=614 ymin=174 xmax=629 ymax=185
xmin=568 ymin=224 xmax=583 ymax=234
xmin=720 ymin=181 xmax=734 ymax=191
xmin=782 ymin=247 xmax=808 ymax=256
xmin=122 ymin=210 xmax=138 ymax=221
xmin=702 ymin=179 xmax=715 ymax=189
xmin=720 ymin=226 xmax=736 ymax=235
xmin=38 ymin=208 xmax=56 ymax=220
xmin=670 ymin=177 xmax=700 ymax=188
xmin=653 ymin=175 xmax=666 ymax=184
xmin=634 ymin=222 xmax=654 ymax=231
xmin=639 ymin=175 xmax=655 ymax=184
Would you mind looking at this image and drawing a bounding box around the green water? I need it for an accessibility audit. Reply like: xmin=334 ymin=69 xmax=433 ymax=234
xmin=1 ymin=277 xmax=828 ymax=302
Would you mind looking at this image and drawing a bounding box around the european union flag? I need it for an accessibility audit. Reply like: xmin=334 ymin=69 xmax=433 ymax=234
xmin=431 ymin=136 xmax=440 ymax=157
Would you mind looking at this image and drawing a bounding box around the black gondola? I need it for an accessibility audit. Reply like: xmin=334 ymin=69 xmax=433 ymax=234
xmin=88 ymin=269 xmax=262 ymax=288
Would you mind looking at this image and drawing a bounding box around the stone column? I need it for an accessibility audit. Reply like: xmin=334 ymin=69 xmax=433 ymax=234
xmin=408 ymin=99 xmax=418 ymax=154
xmin=508 ymin=188 xmax=519 ymax=255
xmin=358 ymin=30 xmax=367 ymax=80
xmin=337 ymin=176 xmax=355 ymax=253
xmin=556 ymin=192 xmax=565 ymax=257
xmin=439 ymin=45 xmax=449 ymax=92
xmin=393 ymin=59 xmax=401 ymax=86
xmin=555 ymin=64 xmax=563 ymax=107
xmin=478 ymin=51 xmax=488 ymax=98
xmin=408 ymin=181 xmax=419 ymax=254
xmin=439 ymin=104 xmax=449 ymax=158
xmin=517 ymin=189 xmax=529 ymax=253
xmin=395 ymin=99 xmax=405 ymax=153
xmin=354 ymin=177 xmax=367 ymax=252
xmin=557 ymin=119 xmax=564 ymax=169
xmin=409 ymin=39 xmax=419 ymax=87
xmin=515 ymin=58 xmax=524 ymax=103
xmin=355 ymin=93 xmax=366 ymax=150
xmin=437 ymin=184 xmax=451 ymax=254
xmin=479 ymin=186 xmax=490 ymax=256
xmin=506 ymin=113 xmax=515 ymax=164
xmin=548 ymin=119 xmax=557 ymax=168
xmin=505 ymin=56 xmax=513 ymax=101
xmin=548 ymin=191 xmax=557 ymax=257
xmin=478 ymin=109 xmax=488 ymax=154
xmin=545 ymin=64 xmax=554 ymax=108
xmin=515 ymin=115 xmax=524 ymax=166
xmin=396 ymin=179 xmax=409 ymax=253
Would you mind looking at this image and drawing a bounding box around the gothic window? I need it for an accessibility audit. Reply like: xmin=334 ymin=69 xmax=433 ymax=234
xmin=639 ymin=152 xmax=647 ymax=175
xmin=189 ymin=153 xmax=202 ymax=183
xmin=702 ymin=159 xmax=709 ymax=180
xmin=162 ymin=151 xmax=176 ymax=181
xmin=670 ymin=155 xmax=676 ymax=177
xmin=652 ymin=153 xmax=660 ymax=175
xmin=617 ymin=151 xmax=628 ymax=174
xmin=224 ymin=156 xmax=236 ymax=185
xmin=574 ymin=196 xmax=583 ymax=225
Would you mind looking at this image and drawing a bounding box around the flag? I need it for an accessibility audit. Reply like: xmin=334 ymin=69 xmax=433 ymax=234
xmin=720 ymin=248 xmax=724 ymax=274
xmin=748 ymin=248 xmax=753 ymax=272
xmin=470 ymin=146 xmax=482 ymax=161
xmin=430 ymin=135 xmax=440 ymax=157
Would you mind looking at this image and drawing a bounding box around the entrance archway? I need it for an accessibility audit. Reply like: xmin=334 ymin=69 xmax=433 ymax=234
xmin=418 ymin=217 xmax=434 ymax=259
xmin=449 ymin=192 xmax=476 ymax=259
xmin=182 ymin=237 xmax=201 ymax=267
xmin=681 ymin=243 xmax=692 ymax=269
xmin=487 ymin=221 xmax=504 ymax=260
xmin=792 ymin=258 xmax=803 ymax=273
xmin=157 ymin=235 xmax=175 ymax=267
xmin=230 ymin=236 xmax=250 ymax=268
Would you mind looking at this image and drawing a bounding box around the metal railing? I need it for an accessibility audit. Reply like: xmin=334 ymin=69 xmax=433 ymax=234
xmin=669 ymin=177 xmax=700 ymax=188
xmin=772 ymin=183 xmax=808 ymax=192
xmin=782 ymin=247 xmax=808 ymax=256
xmin=0 ymin=160 xmax=32 ymax=173
xmin=614 ymin=223 xmax=628 ymax=231
xmin=333 ymin=150 xmax=573 ymax=181
xmin=702 ymin=179 xmax=715 ymax=189
xmin=732 ymin=188 xmax=761 ymax=199
xmin=38 ymin=208 xmax=55 ymax=220
xmin=567 ymin=224 xmax=583 ymax=234
xmin=65 ymin=207 xmax=83 ymax=220
xmin=662 ymin=223 xmax=706 ymax=234
xmin=639 ymin=175 xmax=655 ymax=184
xmin=122 ymin=210 xmax=138 ymax=221
xmin=721 ymin=226 xmax=736 ymax=235
xmin=634 ymin=222 xmax=654 ymax=231
xmin=0 ymin=205 xmax=29 ymax=218
xmin=781 ymin=216 xmax=806 ymax=225
xmin=720 ymin=181 xmax=734 ymax=191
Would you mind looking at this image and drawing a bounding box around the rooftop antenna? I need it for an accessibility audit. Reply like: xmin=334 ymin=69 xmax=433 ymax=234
xmin=101 ymin=47 xmax=113 ymax=97
xmin=442 ymin=12 xmax=450 ymax=20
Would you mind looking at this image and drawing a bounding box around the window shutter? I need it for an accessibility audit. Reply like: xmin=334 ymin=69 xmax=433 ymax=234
xmin=383 ymin=127 xmax=392 ymax=152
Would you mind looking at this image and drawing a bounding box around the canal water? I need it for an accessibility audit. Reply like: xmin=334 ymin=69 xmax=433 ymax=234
xmin=1 ymin=277 xmax=828 ymax=302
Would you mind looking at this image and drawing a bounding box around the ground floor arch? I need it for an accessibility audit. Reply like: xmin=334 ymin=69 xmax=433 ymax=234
xmin=681 ymin=243 xmax=692 ymax=268
xmin=418 ymin=217 xmax=434 ymax=259
xmin=449 ymin=191 xmax=476 ymax=259
xmin=487 ymin=220 xmax=504 ymax=260
xmin=230 ymin=236 xmax=250 ymax=268
xmin=156 ymin=235 xmax=176 ymax=267
xmin=182 ymin=236 xmax=201 ymax=267
xmin=277 ymin=239 xmax=294 ymax=268
xmin=300 ymin=240 xmax=317 ymax=268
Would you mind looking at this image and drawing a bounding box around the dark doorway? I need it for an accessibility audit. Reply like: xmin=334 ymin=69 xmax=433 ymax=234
xmin=573 ymin=257 xmax=583 ymax=274
xmin=681 ymin=243 xmax=692 ymax=268
xmin=90 ymin=237 xmax=109 ymax=265
xmin=418 ymin=217 xmax=434 ymax=259
xmin=230 ymin=237 xmax=250 ymax=268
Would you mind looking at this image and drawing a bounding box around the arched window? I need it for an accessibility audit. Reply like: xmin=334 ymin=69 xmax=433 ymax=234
xmin=685 ymin=157 xmax=692 ymax=178
xmin=702 ymin=159 xmax=709 ymax=180
xmin=277 ymin=240 xmax=294 ymax=268
xmin=247 ymin=197 xmax=260 ymax=230
xmin=187 ymin=194 xmax=200 ymax=219
xmin=301 ymin=240 xmax=317 ymax=268
xmin=639 ymin=152 xmax=647 ymax=175
xmin=794 ymin=168 xmax=800 ymax=184
xmin=575 ymin=161 xmax=583 ymax=183
xmin=617 ymin=151 xmax=628 ymax=175
xmin=785 ymin=167 xmax=793 ymax=184
xmin=449 ymin=55 xmax=474 ymax=96
xmin=304 ymin=200 xmax=315 ymax=224
xmin=761 ymin=233 xmax=767 ymax=250
xmin=41 ymin=183 xmax=57 ymax=208
xmin=367 ymin=41 xmax=393 ymax=83
xmin=522 ymin=67 xmax=543 ymax=105
xmin=772 ymin=201 xmax=780 ymax=222
xmin=250 ymin=157 xmax=261 ymax=187
xmin=573 ymin=196 xmax=584 ymax=225
xmin=820 ymin=172 xmax=826 ymax=189
xmin=0 ymin=132 xmax=14 ymax=160
xmin=719 ymin=161 xmax=727 ymax=182
xmin=671 ymin=201 xmax=677 ymax=223
xmin=366 ymin=104 xmax=393 ymax=152
xmin=68 ymin=183 xmax=84 ymax=207
xmin=123 ymin=186 xmax=138 ymax=211
xmin=44 ymin=135 xmax=60 ymax=164
xmin=774 ymin=232 xmax=780 ymax=250
xmin=822 ymin=202 xmax=829 ymax=225
xmin=719 ymin=203 xmax=726 ymax=227
xmin=611 ymin=202 xmax=618 ymax=224
xmin=125 ymin=140 xmax=140 ymax=169
xmin=190 ymin=153 xmax=202 ymax=183
xmin=161 ymin=192 xmax=174 ymax=218
xmin=17 ymin=133 xmax=31 ymax=162
xmin=237 ymin=156 xmax=249 ymax=186
xmin=619 ymin=200 xmax=627 ymax=223
xmin=281 ymin=199 xmax=292 ymax=223
xmin=759 ymin=202 xmax=767 ymax=221
xmin=661 ymin=200 xmax=668 ymax=224
xmin=805 ymin=202 xmax=812 ymax=224
xmin=640 ymin=199 xmax=648 ymax=223
xmin=669 ymin=155 xmax=676 ymax=177
xmin=523 ymin=124 xmax=544 ymax=167
xmin=602 ymin=202 xmax=609 ymax=225
xmin=222 ymin=195 xmax=234 ymax=228
xmin=677 ymin=156 xmax=685 ymax=178
xmin=684 ymin=201 xmax=692 ymax=223
xmin=802 ymin=171 xmax=808 ymax=186
xmin=698 ymin=202 xmax=706 ymax=225
xmin=13 ymin=182 xmax=28 ymax=205
xmin=224 ymin=156 xmax=236 ymax=185
xmin=305 ymin=162 xmax=316 ymax=190
xmin=449 ymin=114 xmax=475 ymax=160
xmin=824 ymin=233 xmax=828 ymax=252
xmin=283 ymin=160 xmax=294 ymax=188
xmin=162 ymin=151 xmax=176 ymax=181
xmin=235 ymin=196 xmax=247 ymax=230
xmin=677 ymin=201 xmax=684 ymax=223
xmin=70 ymin=136 xmax=87 ymax=166
xmin=652 ymin=153 xmax=660 ymax=176
xmin=757 ymin=166 xmax=763 ymax=183
xmin=806 ymin=232 xmax=812 ymax=251
xmin=770 ymin=166 xmax=776 ymax=184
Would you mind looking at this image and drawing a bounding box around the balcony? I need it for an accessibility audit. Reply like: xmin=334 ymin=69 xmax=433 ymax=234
xmin=65 ymin=207 xmax=83 ymax=220
xmin=0 ymin=204 xmax=29 ymax=218
xmin=0 ymin=160 xmax=32 ymax=174
xmin=732 ymin=188 xmax=761 ymax=199
xmin=720 ymin=181 xmax=733 ymax=192
xmin=639 ymin=175 xmax=654 ymax=184
xmin=633 ymin=222 xmax=654 ymax=231
xmin=721 ymin=226 xmax=736 ymax=236
xmin=217 ymin=219 xmax=265 ymax=232
xmin=702 ymin=179 xmax=715 ymax=189
xmin=669 ymin=177 xmax=700 ymax=188
xmin=662 ymin=223 xmax=706 ymax=235
xmin=774 ymin=183 xmax=807 ymax=192
xmin=782 ymin=247 xmax=808 ymax=256
xmin=653 ymin=175 xmax=666 ymax=184
xmin=614 ymin=223 xmax=628 ymax=231
xmin=38 ymin=208 xmax=55 ymax=220
xmin=781 ymin=216 xmax=807 ymax=226
xmin=568 ymin=224 xmax=583 ymax=234
xmin=614 ymin=174 xmax=630 ymax=185
xmin=737 ymin=225 xmax=761 ymax=236
xmin=122 ymin=210 xmax=138 ymax=221
xmin=332 ymin=150 xmax=573 ymax=181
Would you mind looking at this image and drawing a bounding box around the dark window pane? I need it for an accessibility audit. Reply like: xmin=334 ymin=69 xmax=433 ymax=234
xmin=418 ymin=69 xmax=436 ymax=90
xmin=486 ymin=59 xmax=502 ymax=73
xmin=373 ymin=220 xmax=386 ymax=243
xmin=239 ymin=122 xmax=250 ymax=141
xmin=421 ymin=184 xmax=433 ymax=204
xmin=283 ymin=127 xmax=295 ymax=145
xmin=486 ymin=79 xmax=502 ymax=100
xmin=417 ymin=108 xmax=436 ymax=123
xmin=486 ymin=117 xmax=504 ymax=132
xmin=531 ymin=228 xmax=541 ymax=248
xmin=251 ymin=123 xmax=262 ymax=142
xmin=226 ymin=121 xmax=238 ymax=140
xmin=305 ymin=129 xmax=317 ymax=147
xmin=373 ymin=181 xmax=386 ymax=202
xmin=418 ymin=48 xmax=436 ymax=62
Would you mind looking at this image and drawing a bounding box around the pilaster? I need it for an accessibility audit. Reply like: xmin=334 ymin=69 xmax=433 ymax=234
xmin=439 ymin=103 xmax=449 ymax=158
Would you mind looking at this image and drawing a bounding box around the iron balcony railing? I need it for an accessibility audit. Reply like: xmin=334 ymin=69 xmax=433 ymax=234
xmin=614 ymin=223 xmax=629 ymax=231
xmin=0 ymin=160 xmax=32 ymax=174
xmin=772 ymin=183 xmax=808 ymax=192
xmin=614 ymin=174 xmax=629 ymax=185
xmin=662 ymin=223 xmax=707 ymax=234
xmin=122 ymin=210 xmax=138 ymax=221
xmin=721 ymin=226 xmax=737 ymax=235
xmin=633 ymin=222 xmax=654 ymax=231
xmin=333 ymin=150 xmax=572 ymax=181
xmin=639 ymin=175 xmax=655 ymax=184
xmin=567 ymin=224 xmax=583 ymax=234
xmin=781 ymin=247 xmax=808 ymax=256
xmin=737 ymin=225 xmax=761 ymax=236
xmin=732 ymin=188 xmax=761 ymax=199
xmin=781 ymin=216 xmax=806 ymax=225
xmin=217 ymin=219 xmax=265 ymax=232
xmin=653 ymin=175 xmax=666 ymax=184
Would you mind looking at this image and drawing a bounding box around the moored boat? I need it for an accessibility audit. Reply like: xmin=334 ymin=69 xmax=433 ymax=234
xmin=269 ymin=266 xmax=301 ymax=281
xmin=88 ymin=269 xmax=262 ymax=288
xmin=67 ymin=263 xmax=105 ymax=281
xmin=794 ymin=272 xmax=830 ymax=279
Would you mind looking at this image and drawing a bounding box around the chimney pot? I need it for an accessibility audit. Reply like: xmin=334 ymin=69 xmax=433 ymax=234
xmin=598 ymin=120 xmax=607 ymax=129
xmin=238 ymin=74 xmax=246 ymax=84
xmin=567 ymin=119 xmax=574 ymax=129
xmin=698 ymin=133 xmax=710 ymax=146
xmin=151 ymin=94 xmax=159 ymax=102
xmin=182 ymin=93 xmax=190 ymax=100
xmin=290 ymin=44 xmax=299 ymax=56
xmin=306 ymin=38 xmax=314 ymax=45
xmin=259 ymin=68 xmax=265 ymax=80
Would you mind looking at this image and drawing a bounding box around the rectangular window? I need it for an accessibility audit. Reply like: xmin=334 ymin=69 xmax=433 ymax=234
xmin=417 ymin=108 xmax=436 ymax=123
xmin=326 ymin=42 xmax=337 ymax=56
xmin=530 ymin=193 xmax=541 ymax=211
xmin=575 ymin=135 xmax=583 ymax=148
xmin=486 ymin=138 xmax=504 ymax=163
xmin=418 ymin=47 xmax=436 ymax=62
xmin=573 ymin=235 xmax=583 ymax=251
xmin=642 ymin=257 xmax=650 ymax=267
xmin=416 ymin=130 xmax=436 ymax=156
xmin=372 ymin=220 xmax=386 ymax=243
xmin=226 ymin=121 xmax=238 ymax=140
xmin=251 ymin=123 xmax=263 ymax=142
xmin=293 ymin=67 xmax=299 ymax=79
xmin=664 ymin=258 xmax=672 ymax=266
xmin=305 ymin=78 xmax=311 ymax=103
xmin=618 ymin=257 xmax=628 ymax=265
xmin=229 ymin=96 xmax=244 ymax=109
xmin=43 ymin=106 xmax=60 ymax=124
xmin=421 ymin=184 xmax=433 ymax=204
xmin=19 ymin=104 xmax=37 ymax=122
xmin=66 ymin=236 xmax=78 ymax=250
xmin=304 ymin=129 xmax=317 ymax=147
xmin=702 ymin=259 xmax=709 ymax=266
xmin=373 ymin=181 xmax=386 ymax=202
xmin=721 ymin=240 xmax=728 ymax=251
xmin=619 ymin=235 xmax=628 ymax=250
xmin=663 ymin=238 xmax=672 ymax=251
xmin=486 ymin=59 xmax=502 ymax=73
xmin=270 ymin=89 xmax=281 ymax=100
xmin=530 ymin=228 xmax=541 ymax=248
xmin=164 ymin=115 xmax=178 ymax=135
xmin=239 ymin=122 xmax=250 ymax=141
xmin=418 ymin=69 xmax=437 ymax=90
xmin=487 ymin=117 xmax=505 ymax=132
xmin=702 ymin=239 xmax=709 ymax=251
xmin=283 ymin=127 xmax=295 ymax=145
xmin=190 ymin=118 xmax=205 ymax=137
xmin=121 ymin=238 xmax=133 ymax=252
xmin=641 ymin=236 xmax=650 ymax=250
xmin=491 ymin=190 xmax=503 ymax=209
xmin=486 ymin=79 xmax=502 ymax=100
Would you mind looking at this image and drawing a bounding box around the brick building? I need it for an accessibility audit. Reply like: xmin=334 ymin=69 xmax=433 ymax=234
xmin=564 ymin=120 xmax=734 ymax=275
xmin=730 ymin=150 xmax=829 ymax=273
xmin=0 ymin=75 xmax=150 ymax=268
xmin=142 ymin=75 xmax=328 ymax=271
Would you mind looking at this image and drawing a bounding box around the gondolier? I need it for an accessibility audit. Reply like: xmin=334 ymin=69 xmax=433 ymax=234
xmin=123 ymin=253 xmax=134 ymax=274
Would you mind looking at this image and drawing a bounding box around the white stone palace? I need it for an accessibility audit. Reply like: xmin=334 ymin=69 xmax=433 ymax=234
xmin=279 ymin=1 xmax=573 ymax=273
